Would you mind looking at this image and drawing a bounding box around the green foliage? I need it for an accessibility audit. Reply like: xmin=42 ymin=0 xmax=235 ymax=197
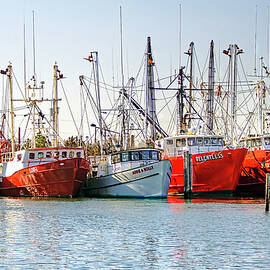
xmin=35 ymin=132 xmax=47 ymax=148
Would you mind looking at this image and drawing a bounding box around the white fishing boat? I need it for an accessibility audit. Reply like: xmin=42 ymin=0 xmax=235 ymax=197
xmin=82 ymin=148 xmax=172 ymax=198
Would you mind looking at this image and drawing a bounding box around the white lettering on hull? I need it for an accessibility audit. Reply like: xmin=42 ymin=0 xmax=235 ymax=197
xmin=195 ymin=153 xmax=224 ymax=163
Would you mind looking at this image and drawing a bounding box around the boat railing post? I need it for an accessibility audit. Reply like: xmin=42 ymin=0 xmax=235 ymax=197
xmin=184 ymin=150 xmax=193 ymax=199
xmin=265 ymin=173 xmax=270 ymax=212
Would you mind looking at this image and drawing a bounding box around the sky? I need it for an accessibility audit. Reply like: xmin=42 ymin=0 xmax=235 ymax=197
xmin=0 ymin=0 xmax=269 ymax=140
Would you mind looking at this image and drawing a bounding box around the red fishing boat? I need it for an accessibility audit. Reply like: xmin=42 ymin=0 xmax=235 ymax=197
xmin=157 ymin=134 xmax=247 ymax=196
xmin=0 ymin=64 xmax=90 ymax=197
xmin=0 ymin=147 xmax=89 ymax=197
xmin=237 ymin=135 xmax=270 ymax=195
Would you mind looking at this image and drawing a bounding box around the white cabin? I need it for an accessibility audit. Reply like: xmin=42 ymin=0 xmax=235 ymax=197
xmin=1 ymin=147 xmax=84 ymax=178
xmin=239 ymin=135 xmax=270 ymax=151
xmin=97 ymin=149 xmax=161 ymax=177
xmin=156 ymin=134 xmax=225 ymax=157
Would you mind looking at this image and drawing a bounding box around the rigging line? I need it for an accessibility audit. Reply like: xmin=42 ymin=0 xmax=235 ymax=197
xmin=21 ymin=105 xmax=33 ymax=146
xmin=156 ymin=92 xmax=177 ymax=115
xmin=79 ymin=86 xmax=91 ymax=138
xmin=12 ymin=70 xmax=27 ymax=100
xmin=194 ymin=47 xmax=205 ymax=84
xmin=133 ymin=75 xmax=175 ymax=89
xmin=59 ymin=80 xmax=79 ymax=135
xmin=154 ymin=65 xmax=173 ymax=121
xmin=239 ymin=56 xmax=256 ymax=102
xmin=98 ymin=63 xmax=113 ymax=108
xmin=33 ymin=102 xmax=65 ymax=146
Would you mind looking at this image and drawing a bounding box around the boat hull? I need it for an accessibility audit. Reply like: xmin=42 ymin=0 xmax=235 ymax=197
xmin=82 ymin=160 xmax=172 ymax=198
xmin=168 ymin=148 xmax=247 ymax=196
xmin=237 ymin=150 xmax=270 ymax=196
xmin=0 ymin=158 xmax=90 ymax=197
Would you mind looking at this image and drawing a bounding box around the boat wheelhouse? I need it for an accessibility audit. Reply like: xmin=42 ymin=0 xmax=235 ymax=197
xmin=83 ymin=148 xmax=172 ymax=198
xmin=239 ymin=135 xmax=270 ymax=151
xmin=157 ymin=134 xmax=224 ymax=156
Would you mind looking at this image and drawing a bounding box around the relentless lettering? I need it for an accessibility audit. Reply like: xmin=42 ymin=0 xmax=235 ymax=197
xmin=195 ymin=153 xmax=223 ymax=163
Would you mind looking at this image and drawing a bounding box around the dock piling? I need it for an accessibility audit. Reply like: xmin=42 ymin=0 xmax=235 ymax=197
xmin=184 ymin=151 xmax=193 ymax=199
xmin=265 ymin=173 xmax=270 ymax=212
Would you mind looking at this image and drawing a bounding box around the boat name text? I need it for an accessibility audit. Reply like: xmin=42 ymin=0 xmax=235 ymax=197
xmin=132 ymin=166 xmax=154 ymax=175
xmin=29 ymin=167 xmax=38 ymax=173
xmin=195 ymin=153 xmax=223 ymax=163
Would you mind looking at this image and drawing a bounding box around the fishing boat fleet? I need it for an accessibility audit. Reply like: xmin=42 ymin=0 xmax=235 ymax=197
xmin=0 ymin=30 xmax=269 ymax=199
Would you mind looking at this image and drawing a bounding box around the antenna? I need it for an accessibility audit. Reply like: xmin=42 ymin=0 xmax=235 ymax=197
xmin=179 ymin=4 xmax=182 ymax=68
xmin=32 ymin=10 xmax=36 ymax=86
xmin=120 ymin=6 xmax=124 ymax=89
xmin=254 ymin=5 xmax=257 ymax=76
xmin=266 ymin=6 xmax=269 ymax=68
xmin=23 ymin=21 xmax=27 ymax=99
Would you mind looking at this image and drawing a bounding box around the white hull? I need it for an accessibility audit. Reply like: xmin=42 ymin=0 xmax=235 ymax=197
xmin=83 ymin=160 xmax=172 ymax=198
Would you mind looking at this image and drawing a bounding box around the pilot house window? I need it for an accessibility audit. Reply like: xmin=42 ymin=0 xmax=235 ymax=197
xmin=131 ymin=152 xmax=140 ymax=161
xmin=142 ymin=151 xmax=150 ymax=160
xmin=29 ymin=153 xmax=35 ymax=159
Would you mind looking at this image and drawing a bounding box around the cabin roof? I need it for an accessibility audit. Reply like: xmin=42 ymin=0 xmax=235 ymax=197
xmin=162 ymin=134 xmax=224 ymax=140
xmin=23 ymin=147 xmax=83 ymax=152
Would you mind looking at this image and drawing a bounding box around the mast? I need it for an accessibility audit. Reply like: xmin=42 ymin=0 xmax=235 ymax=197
xmin=8 ymin=64 xmax=15 ymax=157
xmin=23 ymin=22 xmax=27 ymax=100
xmin=177 ymin=67 xmax=185 ymax=134
xmin=52 ymin=63 xmax=59 ymax=147
xmin=185 ymin=42 xmax=194 ymax=128
xmin=32 ymin=10 xmax=37 ymax=87
xmin=207 ymin=40 xmax=215 ymax=132
xmin=146 ymin=36 xmax=157 ymax=141
xmin=254 ymin=5 xmax=258 ymax=76
xmin=224 ymin=44 xmax=243 ymax=144
xmin=90 ymin=52 xmax=103 ymax=156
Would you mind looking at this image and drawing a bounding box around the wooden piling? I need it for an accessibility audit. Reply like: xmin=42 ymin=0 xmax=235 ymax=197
xmin=265 ymin=173 xmax=270 ymax=212
xmin=184 ymin=151 xmax=193 ymax=199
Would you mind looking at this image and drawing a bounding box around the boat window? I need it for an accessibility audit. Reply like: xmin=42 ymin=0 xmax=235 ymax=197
xmin=264 ymin=138 xmax=270 ymax=145
xmin=111 ymin=153 xmax=121 ymax=164
xmin=166 ymin=139 xmax=173 ymax=145
xmin=151 ymin=151 xmax=159 ymax=160
xmin=17 ymin=154 xmax=22 ymax=161
xmin=54 ymin=151 xmax=60 ymax=158
xmin=218 ymin=138 xmax=224 ymax=146
xmin=62 ymin=151 xmax=67 ymax=158
xmin=187 ymin=138 xmax=196 ymax=146
xmin=76 ymin=152 xmax=82 ymax=158
xmin=131 ymin=151 xmax=140 ymax=161
xmin=29 ymin=153 xmax=35 ymax=159
xmin=69 ymin=151 xmax=74 ymax=158
xmin=196 ymin=137 xmax=204 ymax=146
xmin=247 ymin=140 xmax=252 ymax=147
xmin=203 ymin=138 xmax=210 ymax=145
xmin=142 ymin=150 xmax=150 ymax=160
xmin=38 ymin=152 xmax=44 ymax=158
xmin=239 ymin=141 xmax=245 ymax=147
xmin=46 ymin=152 xmax=52 ymax=158
xmin=176 ymin=138 xmax=186 ymax=147
xmin=256 ymin=139 xmax=262 ymax=146
xmin=211 ymin=138 xmax=218 ymax=145
xmin=121 ymin=152 xmax=129 ymax=162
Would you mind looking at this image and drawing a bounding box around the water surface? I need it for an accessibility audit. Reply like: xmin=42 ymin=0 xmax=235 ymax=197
xmin=0 ymin=196 xmax=269 ymax=269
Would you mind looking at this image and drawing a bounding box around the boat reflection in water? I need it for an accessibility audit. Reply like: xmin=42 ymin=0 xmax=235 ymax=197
xmin=167 ymin=196 xmax=264 ymax=204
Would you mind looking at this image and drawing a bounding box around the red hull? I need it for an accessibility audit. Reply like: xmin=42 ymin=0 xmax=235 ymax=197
xmin=0 ymin=158 xmax=90 ymax=197
xmin=167 ymin=148 xmax=247 ymax=195
xmin=238 ymin=150 xmax=270 ymax=196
